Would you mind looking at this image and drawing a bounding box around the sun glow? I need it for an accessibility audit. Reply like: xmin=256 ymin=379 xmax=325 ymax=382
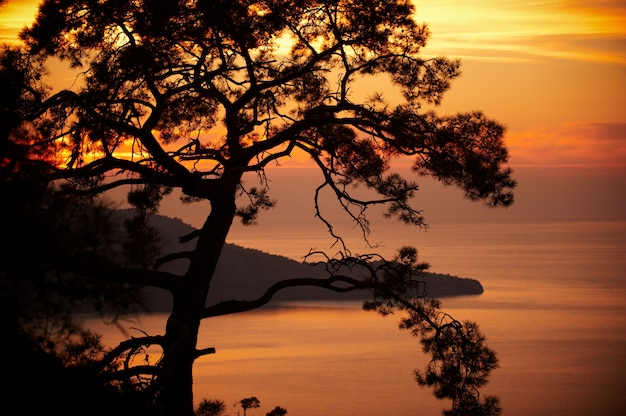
xmin=0 ymin=0 xmax=39 ymax=44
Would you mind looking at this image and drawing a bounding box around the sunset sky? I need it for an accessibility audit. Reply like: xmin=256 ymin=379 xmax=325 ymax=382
xmin=2 ymin=0 xmax=625 ymax=250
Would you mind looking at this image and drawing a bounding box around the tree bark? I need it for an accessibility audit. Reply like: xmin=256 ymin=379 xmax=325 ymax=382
xmin=159 ymin=177 xmax=240 ymax=415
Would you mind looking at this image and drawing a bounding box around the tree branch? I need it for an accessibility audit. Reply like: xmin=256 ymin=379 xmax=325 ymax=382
xmin=202 ymin=275 xmax=369 ymax=318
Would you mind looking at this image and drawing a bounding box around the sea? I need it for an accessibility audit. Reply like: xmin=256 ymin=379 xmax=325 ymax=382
xmin=86 ymin=220 xmax=626 ymax=416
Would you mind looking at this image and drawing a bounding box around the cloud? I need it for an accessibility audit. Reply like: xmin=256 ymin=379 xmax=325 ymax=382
xmin=506 ymin=121 xmax=626 ymax=170
xmin=418 ymin=0 xmax=626 ymax=64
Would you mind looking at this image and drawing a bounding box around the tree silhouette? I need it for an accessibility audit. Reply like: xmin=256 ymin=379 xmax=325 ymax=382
xmin=238 ymin=397 xmax=261 ymax=416
xmin=266 ymin=405 xmax=288 ymax=416
xmin=196 ymin=399 xmax=227 ymax=416
xmin=1 ymin=46 xmax=149 ymax=347
xmin=4 ymin=0 xmax=515 ymax=414
xmin=364 ymin=248 xmax=501 ymax=415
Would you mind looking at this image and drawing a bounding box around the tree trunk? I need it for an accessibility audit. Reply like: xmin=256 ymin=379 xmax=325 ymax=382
xmin=158 ymin=178 xmax=240 ymax=415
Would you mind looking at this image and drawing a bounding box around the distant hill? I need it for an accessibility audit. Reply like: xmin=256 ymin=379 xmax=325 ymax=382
xmin=131 ymin=213 xmax=483 ymax=312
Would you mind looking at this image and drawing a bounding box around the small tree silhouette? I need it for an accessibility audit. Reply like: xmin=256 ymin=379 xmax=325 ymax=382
xmin=237 ymin=397 xmax=261 ymax=416
xmin=196 ymin=399 xmax=226 ymax=416
xmin=266 ymin=406 xmax=287 ymax=416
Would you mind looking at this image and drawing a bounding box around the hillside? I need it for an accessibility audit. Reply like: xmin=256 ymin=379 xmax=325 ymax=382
xmin=136 ymin=213 xmax=484 ymax=312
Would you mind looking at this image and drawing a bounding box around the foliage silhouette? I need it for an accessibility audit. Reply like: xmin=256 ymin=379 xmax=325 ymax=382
xmin=196 ymin=399 xmax=227 ymax=416
xmin=238 ymin=397 xmax=261 ymax=416
xmin=3 ymin=0 xmax=515 ymax=414
xmin=0 ymin=327 xmax=163 ymax=415
xmin=363 ymin=248 xmax=501 ymax=415
xmin=266 ymin=406 xmax=288 ymax=416
xmin=0 ymin=47 xmax=150 ymax=345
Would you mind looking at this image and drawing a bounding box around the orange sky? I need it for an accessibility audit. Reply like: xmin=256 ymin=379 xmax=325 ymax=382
xmin=2 ymin=0 xmax=625 ymax=233
xmin=414 ymin=0 xmax=626 ymax=171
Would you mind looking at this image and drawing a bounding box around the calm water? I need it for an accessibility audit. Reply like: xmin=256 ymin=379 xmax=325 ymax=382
xmin=87 ymin=221 xmax=626 ymax=416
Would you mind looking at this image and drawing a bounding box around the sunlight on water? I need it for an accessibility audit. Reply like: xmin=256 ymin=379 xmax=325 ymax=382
xmin=195 ymin=305 xmax=440 ymax=416
xmin=86 ymin=221 xmax=626 ymax=416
